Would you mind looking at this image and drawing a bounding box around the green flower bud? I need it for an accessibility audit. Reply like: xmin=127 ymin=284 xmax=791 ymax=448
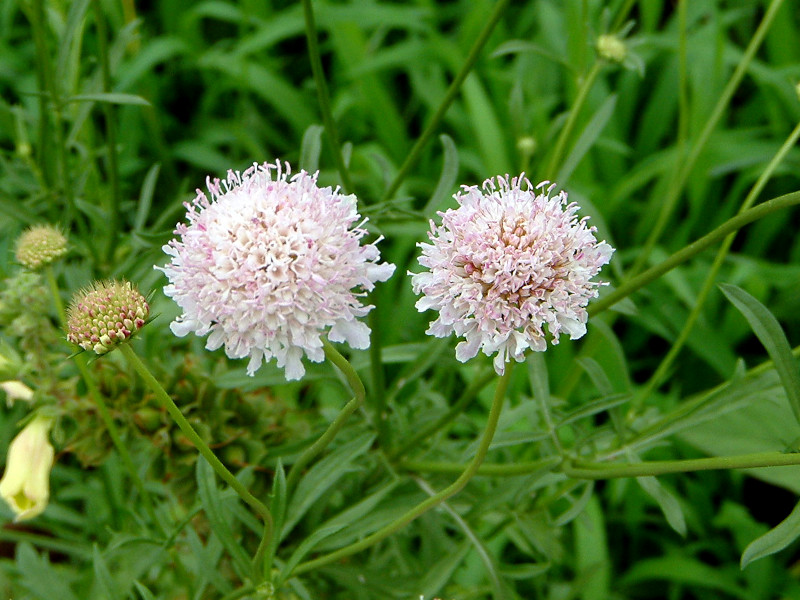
xmin=596 ymin=34 xmax=627 ymax=63
xmin=66 ymin=281 xmax=149 ymax=354
xmin=14 ymin=225 xmax=67 ymax=270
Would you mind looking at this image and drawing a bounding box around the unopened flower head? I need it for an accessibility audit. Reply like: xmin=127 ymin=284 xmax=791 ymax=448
xmin=157 ymin=161 xmax=396 ymax=380
xmin=597 ymin=34 xmax=627 ymax=63
xmin=411 ymin=175 xmax=613 ymax=375
xmin=66 ymin=280 xmax=149 ymax=354
xmin=0 ymin=415 xmax=54 ymax=521
xmin=14 ymin=225 xmax=67 ymax=269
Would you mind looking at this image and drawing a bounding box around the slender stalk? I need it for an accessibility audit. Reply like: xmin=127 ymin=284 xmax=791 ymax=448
xmin=629 ymin=0 xmax=785 ymax=276
xmin=291 ymin=365 xmax=514 ymax=576
xmin=92 ymin=0 xmax=121 ymax=264
xmin=301 ymin=0 xmax=354 ymax=194
xmin=368 ymin=300 xmax=389 ymax=447
xmin=388 ymin=366 xmax=495 ymax=460
xmin=633 ymin=119 xmax=800 ymax=409
xmin=381 ymin=0 xmax=512 ymax=202
xmin=285 ymin=340 xmax=367 ymax=494
xmin=259 ymin=340 xmax=367 ymax=578
xmin=402 ymin=456 xmax=562 ymax=477
xmin=542 ymin=62 xmax=602 ymax=181
xmin=563 ymin=451 xmax=800 ymax=480
xmin=118 ymin=345 xmax=273 ymax=537
xmin=50 ymin=268 xmax=161 ymax=530
xmin=588 ymin=190 xmax=800 ymax=316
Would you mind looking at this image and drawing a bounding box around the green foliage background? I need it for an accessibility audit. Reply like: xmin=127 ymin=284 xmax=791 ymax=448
xmin=2 ymin=0 xmax=800 ymax=598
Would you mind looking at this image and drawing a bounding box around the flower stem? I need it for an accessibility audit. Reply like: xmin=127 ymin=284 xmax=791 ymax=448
xmin=291 ymin=364 xmax=514 ymax=576
xmin=588 ymin=190 xmax=800 ymax=316
xmin=632 ymin=118 xmax=800 ymax=411
xmin=91 ymin=0 xmax=122 ymax=265
xmin=562 ymin=451 xmax=800 ymax=480
xmin=301 ymin=0 xmax=354 ymax=194
xmin=118 ymin=344 xmax=273 ymax=540
xmin=381 ymin=0 xmax=511 ymax=202
xmin=49 ymin=268 xmax=160 ymax=531
xmin=542 ymin=61 xmax=602 ymax=181
xmin=285 ymin=340 xmax=366 ymax=495
xmin=628 ymin=0 xmax=784 ymax=277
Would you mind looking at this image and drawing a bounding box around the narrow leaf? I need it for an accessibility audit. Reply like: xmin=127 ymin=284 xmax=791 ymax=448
xmin=65 ymin=92 xmax=152 ymax=106
xmin=92 ymin=545 xmax=121 ymax=600
xmin=741 ymin=498 xmax=800 ymax=568
xmin=637 ymin=475 xmax=686 ymax=536
xmin=423 ymin=134 xmax=459 ymax=216
xmin=299 ymin=124 xmax=325 ymax=173
xmin=196 ymin=458 xmax=254 ymax=581
xmin=720 ymin=283 xmax=800 ymax=425
xmin=133 ymin=582 xmax=157 ymax=600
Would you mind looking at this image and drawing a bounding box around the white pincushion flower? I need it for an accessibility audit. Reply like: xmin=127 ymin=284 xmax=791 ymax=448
xmin=411 ymin=175 xmax=613 ymax=375
xmin=157 ymin=161 xmax=395 ymax=380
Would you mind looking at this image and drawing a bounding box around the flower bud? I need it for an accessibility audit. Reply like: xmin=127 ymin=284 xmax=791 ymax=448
xmin=14 ymin=225 xmax=67 ymax=270
xmin=0 ymin=415 xmax=55 ymax=521
xmin=596 ymin=34 xmax=627 ymax=63
xmin=66 ymin=280 xmax=149 ymax=355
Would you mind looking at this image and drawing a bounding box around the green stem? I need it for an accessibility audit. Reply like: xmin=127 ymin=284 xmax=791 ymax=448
xmin=51 ymin=268 xmax=161 ymax=530
xmin=118 ymin=344 xmax=273 ymax=538
xmin=92 ymin=0 xmax=121 ymax=264
xmin=629 ymin=0 xmax=784 ymax=276
xmin=291 ymin=365 xmax=514 ymax=576
xmin=542 ymin=61 xmax=602 ymax=181
xmin=402 ymin=456 xmax=562 ymax=477
xmin=633 ymin=119 xmax=800 ymax=410
xmin=263 ymin=340 xmax=367 ymax=576
xmin=301 ymin=0 xmax=354 ymax=194
xmin=285 ymin=340 xmax=366 ymax=495
xmin=381 ymin=0 xmax=511 ymax=202
xmin=588 ymin=190 xmax=800 ymax=316
xmin=388 ymin=366 xmax=495 ymax=461
xmin=563 ymin=451 xmax=800 ymax=480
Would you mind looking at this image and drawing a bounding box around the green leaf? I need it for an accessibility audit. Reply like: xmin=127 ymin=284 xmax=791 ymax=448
xmin=720 ymin=283 xmax=800 ymax=425
xmin=134 ymin=163 xmax=160 ymax=232
xmin=636 ymin=474 xmax=687 ymax=536
xmin=278 ymin=524 xmax=346 ymax=584
xmin=65 ymin=93 xmax=152 ymax=106
xmin=93 ymin=545 xmax=121 ymax=600
xmin=557 ymin=94 xmax=618 ymax=185
xmin=133 ymin=581 xmax=157 ymax=600
xmin=282 ymin=432 xmax=376 ymax=539
xmin=574 ymin=496 xmax=611 ymax=600
xmin=299 ymin=124 xmax=325 ymax=173
xmin=423 ymin=134 xmax=459 ymax=216
xmin=196 ymin=457 xmax=254 ymax=582
xmin=741 ymin=498 xmax=800 ymax=568
xmin=16 ymin=543 xmax=79 ymax=600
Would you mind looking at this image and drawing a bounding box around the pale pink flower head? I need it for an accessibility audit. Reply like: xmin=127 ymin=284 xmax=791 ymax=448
xmin=157 ymin=161 xmax=395 ymax=380
xmin=411 ymin=175 xmax=613 ymax=375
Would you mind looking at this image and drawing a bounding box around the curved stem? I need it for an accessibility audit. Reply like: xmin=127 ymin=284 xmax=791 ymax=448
xmin=633 ymin=119 xmax=800 ymax=410
xmin=563 ymin=451 xmax=800 ymax=480
xmin=285 ymin=340 xmax=367 ymax=495
xmin=629 ymin=0 xmax=784 ymax=276
xmin=52 ymin=268 xmax=160 ymax=531
xmin=291 ymin=364 xmax=514 ymax=577
xmin=542 ymin=61 xmax=602 ymax=181
xmin=588 ymin=190 xmax=800 ymax=316
xmin=301 ymin=0 xmax=354 ymax=194
xmin=118 ymin=344 xmax=273 ymax=539
xmin=382 ymin=0 xmax=511 ymax=202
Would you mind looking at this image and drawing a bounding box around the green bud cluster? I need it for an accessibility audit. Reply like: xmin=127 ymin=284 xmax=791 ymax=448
xmin=14 ymin=225 xmax=67 ymax=270
xmin=66 ymin=281 xmax=149 ymax=354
